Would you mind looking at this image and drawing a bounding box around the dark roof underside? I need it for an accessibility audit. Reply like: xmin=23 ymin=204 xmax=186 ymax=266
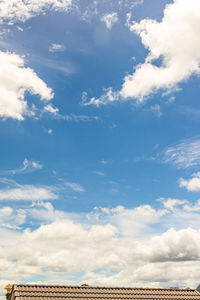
xmin=11 ymin=284 xmax=200 ymax=300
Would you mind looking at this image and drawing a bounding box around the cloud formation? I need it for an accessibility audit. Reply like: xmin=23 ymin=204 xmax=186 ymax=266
xmin=0 ymin=185 xmax=58 ymax=201
xmin=122 ymin=0 xmax=200 ymax=100
xmin=0 ymin=206 xmax=26 ymax=229
xmin=0 ymin=51 xmax=53 ymax=120
xmin=2 ymin=158 xmax=43 ymax=175
xmin=0 ymin=0 xmax=72 ymax=24
xmin=48 ymin=43 xmax=66 ymax=53
xmin=149 ymin=104 xmax=162 ymax=118
xmin=86 ymin=0 xmax=200 ymax=105
xmin=65 ymin=182 xmax=84 ymax=193
xmin=163 ymin=137 xmax=200 ymax=169
xmin=44 ymin=104 xmax=100 ymax=122
xmin=179 ymin=172 xmax=200 ymax=192
xmin=1 ymin=198 xmax=200 ymax=296
xmin=101 ymin=12 xmax=118 ymax=29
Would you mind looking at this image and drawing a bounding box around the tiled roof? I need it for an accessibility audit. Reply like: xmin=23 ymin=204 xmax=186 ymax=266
xmin=10 ymin=284 xmax=200 ymax=300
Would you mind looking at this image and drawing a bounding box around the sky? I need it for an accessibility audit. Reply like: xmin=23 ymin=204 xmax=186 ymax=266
xmin=1 ymin=0 xmax=200 ymax=297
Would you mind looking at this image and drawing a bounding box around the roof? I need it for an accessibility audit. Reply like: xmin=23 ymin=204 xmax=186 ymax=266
xmin=9 ymin=284 xmax=200 ymax=300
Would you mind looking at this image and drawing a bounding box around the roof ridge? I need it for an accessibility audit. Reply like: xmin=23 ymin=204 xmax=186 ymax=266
xmin=14 ymin=284 xmax=196 ymax=291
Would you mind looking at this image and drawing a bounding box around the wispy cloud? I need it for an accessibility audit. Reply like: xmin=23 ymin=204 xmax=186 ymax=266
xmin=149 ymin=104 xmax=162 ymax=118
xmin=38 ymin=57 xmax=77 ymax=76
xmin=101 ymin=159 xmax=108 ymax=165
xmin=44 ymin=104 xmax=100 ymax=122
xmin=162 ymin=137 xmax=200 ymax=169
xmin=119 ymin=0 xmax=144 ymax=9
xmin=93 ymin=171 xmax=106 ymax=177
xmin=49 ymin=43 xmax=66 ymax=53
xmin=65 ymin=182 xmax=85 ymax=192
xmin=2 ymin=158 xmax=43 ymax=175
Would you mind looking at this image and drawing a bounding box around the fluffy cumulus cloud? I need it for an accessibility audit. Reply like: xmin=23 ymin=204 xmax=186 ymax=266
xmin=0 ymin=0 xmax=72 ymax=24
xmin=86 ymin=0 xmax=200 ymax=106
xmin=1 ymin=198 xmax=200 ymax=297
xmin=0 ymin=51 xmax=53 ymax=120
xmin=0 ymin=206 xmax=26 ymax=229
xmin=161 ymin=198 xmax=188 ymax=210
xmin=179 ymin=172 xmax=200 ymax=192
xmin=121 ymin=0 xmax=200 ymax=100
xmin=89 ymin=205 xmax=167 ymax=237
xmin=101 ymin=12 xmax=118 ymax=29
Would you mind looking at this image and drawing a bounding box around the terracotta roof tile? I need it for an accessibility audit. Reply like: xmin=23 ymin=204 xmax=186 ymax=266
xmin=10 ymin=284 xmax=200 ymax=300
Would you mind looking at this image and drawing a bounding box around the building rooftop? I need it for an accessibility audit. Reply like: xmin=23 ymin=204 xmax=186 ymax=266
xmin=9 ymin=284 xmax=200 ymax=300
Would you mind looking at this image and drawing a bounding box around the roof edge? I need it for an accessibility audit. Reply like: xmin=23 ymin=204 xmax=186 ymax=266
xmin=13 ymin=284 xmax=197 ymax=292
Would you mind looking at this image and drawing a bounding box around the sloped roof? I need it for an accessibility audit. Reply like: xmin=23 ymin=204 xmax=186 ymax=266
xmin=10 ymin=284 xmax=200 ymax=300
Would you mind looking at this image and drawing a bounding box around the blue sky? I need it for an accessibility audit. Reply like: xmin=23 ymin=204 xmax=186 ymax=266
xmin=1 ymin=0 xmax=200 ymax=296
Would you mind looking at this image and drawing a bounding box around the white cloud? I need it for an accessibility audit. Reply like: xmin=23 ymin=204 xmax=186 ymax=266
xmin=0 ymin=0 xmax=72 ymax=24
xmin=86 ymin=0 xmax=200 ymax=106
xmin=44 ymin=104 xmax=59 ymax=116
xmin=162 ymin=137 xmax=200 ymax=169
xmin=95 ymin=205 xmax=168 ymax=237
xmin=143 ymin=227 xmax=200 ymax=263
xmin=101 ymin=12 xmax=118 ymax=29
xmin=3 ymin=158 xmax=43 ymax=175
xmin=183 ymin=200 xmax=200 ymax=212
xmin=49 ymin=43 xmax=66 ymax=53
xmin=161 ymin=198 xmax=188 ymax=210
xmin=81 ymin=1 xmax=98 ymax=23
xmin=83 ymin=87 xmax=119 ymax=106
xmin=0 ymin=206 xmax=26 ymax=229
xmin=2 ymin=198 xmax=200 ymax=298
xmin=121 ymin=0 xmax=200 ymax=100
xmin=0 ymin=51 xmax=53 ymax=120
xmin=118 ymin=0 xmax=144 ymax=10
xmin=2 ymin=200 xmax=200 ymax=293
xmin=62 ymin=114 xmax=99 ymax=122
xmin=179 ymin=172 xmax=200 ymax=192
xmin=0 ymin=185 xmax=58 ymax=201
xmin=27 ymin=201 xmax=71 ymax=223
xmin=149 ymin=104 xmax=162 ymax=118
xmin=65 ymin=182 xmax=84 ymax=193
xmin=44 ymin=104 xmax=100 ymax=122
xmin=81 ymin=0 xmax=144 ymax=24
xmin=94 ymin=171 xmax=106 ymax=177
